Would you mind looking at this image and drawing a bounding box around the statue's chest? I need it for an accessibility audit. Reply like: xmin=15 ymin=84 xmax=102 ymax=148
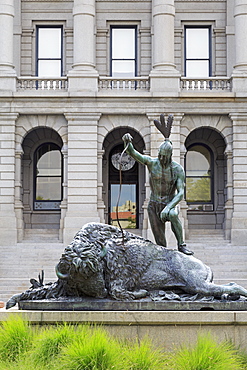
xmin=151 ymin=165 xmax=174 ymax=183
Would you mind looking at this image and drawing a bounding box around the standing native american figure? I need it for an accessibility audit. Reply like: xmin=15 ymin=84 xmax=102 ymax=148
xmin=123 ymin=114 xmax=193 ymax=255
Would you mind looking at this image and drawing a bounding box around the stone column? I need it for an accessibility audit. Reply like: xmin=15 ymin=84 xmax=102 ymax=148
xmin=14 ymin=145 xmax=24 ymax=242
xmin=229 ymin=113 xmax=247 ymax=245
xmin=0 ymin=0 xmax=16 ymax=91
xmin=150 ymin=0 xmax=180 ymax=95
xmin=0 ymin=113 xmax=19 ymax=245
xmin=224 ymin=148 xmax=233 ymax=240
xmin=232 ymin=0 xmax=247 ymax=94
xmin=63 ymin=113 xmax=101 ymax=245
xmin=68 ymin=0 xmax=98 ymax=93
xmin=226 ymin=0 xmax=235 ymax=76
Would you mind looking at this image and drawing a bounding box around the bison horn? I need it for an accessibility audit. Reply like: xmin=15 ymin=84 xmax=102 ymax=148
xmin=55 ymin=264 xmax=69 ymax=280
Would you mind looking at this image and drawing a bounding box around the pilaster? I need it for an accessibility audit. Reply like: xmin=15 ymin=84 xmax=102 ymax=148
xmin=0 ymin=113 xmax=19 ymax=245
xmin=59 ymin=142 xmax=68 ymax=242
xmin=97 ymin=149 xmax=105 ymax=223
xmin=224 ymin=148 xmax=233 ymax=240
xmin=14 ymin=145 xmax=24 ymax=242
xmin=63 ymin=113 xmax=102 ymax=245
xmin=229 ymin=113 xmax=247 ymax=245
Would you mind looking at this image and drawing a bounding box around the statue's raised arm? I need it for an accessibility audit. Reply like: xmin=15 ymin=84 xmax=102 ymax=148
xmin=122 ymin=133 xmax=151 ymax=166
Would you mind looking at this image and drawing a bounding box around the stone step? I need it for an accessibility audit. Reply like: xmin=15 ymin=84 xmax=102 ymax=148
xmin=187 ymin=229 xmax=227 ymax=241
xmin=23 ymin=228 xmax=60 ymax=242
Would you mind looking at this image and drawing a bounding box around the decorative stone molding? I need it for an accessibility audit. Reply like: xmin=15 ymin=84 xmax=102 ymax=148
xmin=96 ymin=0 xmax=150 ymax=2
xmin=22 ymin=0 xmax=72 ymax=2
xmin=176 ymin=0 xmax=224 ymax=2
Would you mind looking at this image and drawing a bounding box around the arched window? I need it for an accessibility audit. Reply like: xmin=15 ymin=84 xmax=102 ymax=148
xmin=34 ymin=143 xmax=63 ymax=210
xmin=185 ymin=144 xmax=213 ymax=204
xmin=109 ymin=144 xmax=138 ymax=229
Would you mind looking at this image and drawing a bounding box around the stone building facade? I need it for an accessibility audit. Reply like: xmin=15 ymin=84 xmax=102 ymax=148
xmin=0 ymin=0 xmax=247 ymax=247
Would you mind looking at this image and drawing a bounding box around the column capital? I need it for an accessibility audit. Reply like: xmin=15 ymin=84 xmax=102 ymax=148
xmin=234 ymin=1 xmax=247 ymax=17
xmin=173 ymin=113 xmax=184 ymax=122
xmin=97 ymin=149 xmax=105 ymax=158
xmin=0 ymin=113 xmax=19 ymax=121
xmin=152 ymin=1 xmax=175 ymax=17
xmin=145 ymin=112 xmax=160 ymax=121
xmin=64 ymin=112 xmax=102 ymax=122
xmin=229 ymin=112 xmax=247 ymax=121
xmin=146 ymin=112 xmax=184 ymax=122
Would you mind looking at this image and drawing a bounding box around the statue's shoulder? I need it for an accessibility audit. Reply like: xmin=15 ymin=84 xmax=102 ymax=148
xmin=171 ymin=161 xmax=185 ymax=177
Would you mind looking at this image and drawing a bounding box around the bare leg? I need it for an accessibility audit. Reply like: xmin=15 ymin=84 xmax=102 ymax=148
xmin=169 ymin=208 xmax=194 ymax=255
xmin=148 ymin=202 xmax=167 ymax=247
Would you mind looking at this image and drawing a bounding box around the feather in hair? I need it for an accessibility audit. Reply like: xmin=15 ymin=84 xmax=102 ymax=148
xmin=154 ymin=114 xmax=173 ymax=139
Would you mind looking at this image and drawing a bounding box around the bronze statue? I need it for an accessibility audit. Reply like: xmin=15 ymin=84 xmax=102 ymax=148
xmin=6 ymin=222 xmax=247 ymax=308
xmin=122 ymin=114 xmax=193 ymax=255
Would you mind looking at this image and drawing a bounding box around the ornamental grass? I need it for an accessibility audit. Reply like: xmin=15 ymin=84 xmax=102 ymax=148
xmin=171 ymin=332 xmax=244 ymax=370
xmin=0 ymin=316 xmax=246 ymax=370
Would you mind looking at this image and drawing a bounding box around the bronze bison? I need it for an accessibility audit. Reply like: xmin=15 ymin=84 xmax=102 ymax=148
xmin=6 ymin=222 xmax=247 ymax=308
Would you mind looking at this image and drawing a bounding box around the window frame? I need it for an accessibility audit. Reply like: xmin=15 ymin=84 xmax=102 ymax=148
xmin=36 ymin=25 xmax=63 ymax=77
xmin=110 ymin=26 xmax=138 ymax=77
xmin=33 ymin=142 xmax=63 ymax=211
xmin=184 ymin=26 xmax=212 ymax=77
xmin=185 ymin=143 xmax=214 ymax=206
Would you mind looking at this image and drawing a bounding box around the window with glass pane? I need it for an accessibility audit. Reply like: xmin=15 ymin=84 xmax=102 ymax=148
xmin=186 ymin=145 xmax=212 ymax=202
xmin=111 ymin=27 xmax=136 ymax=77
xmin=35 ymin=143 xmax=62 ymax=202
xmin=37 ymin=27 xmax=62 ymax=77
xmin=110 ymin=184 xmax=137 ymax=228
xmin=185 ymin=27 xmax=210 ymax=77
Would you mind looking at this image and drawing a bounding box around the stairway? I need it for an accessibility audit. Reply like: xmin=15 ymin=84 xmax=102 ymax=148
xmin=0 ymin=229 xmax=65 ymax=303
xmin=186 ymin=229 xmax=247 ymax=289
